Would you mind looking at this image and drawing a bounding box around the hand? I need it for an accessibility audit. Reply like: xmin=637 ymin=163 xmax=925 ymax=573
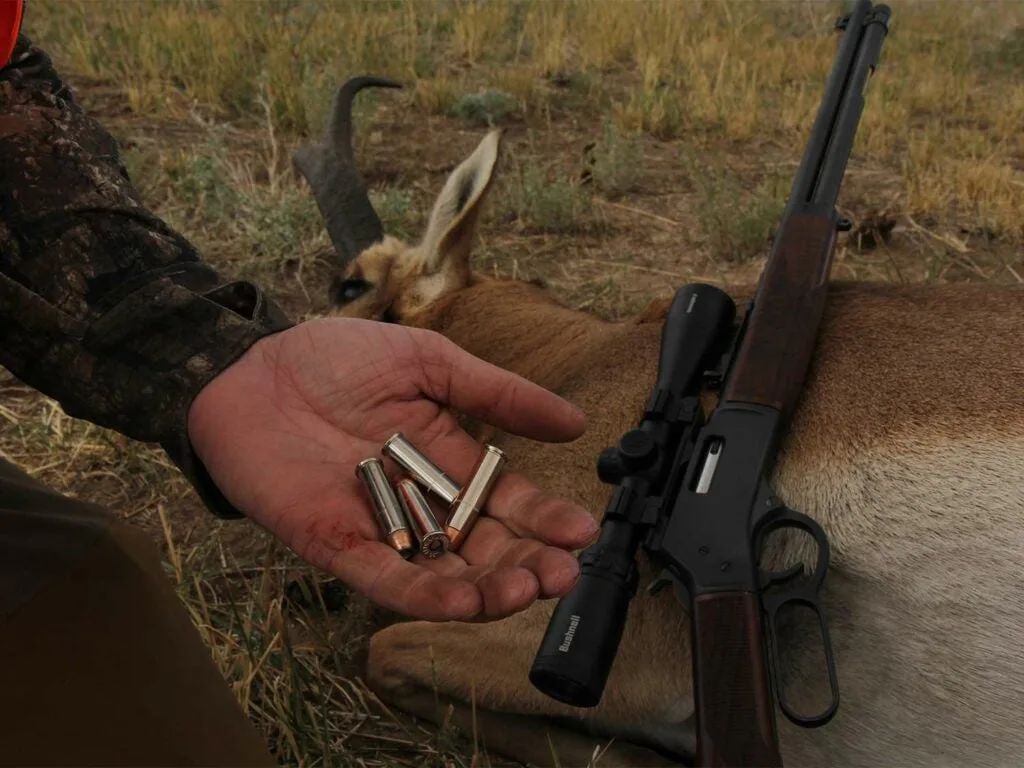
xmin=186 ymin=317 xmax=599 ymax=622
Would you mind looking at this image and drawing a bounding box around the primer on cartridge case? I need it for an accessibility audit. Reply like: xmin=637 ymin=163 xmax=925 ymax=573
xmin=446 ymin=445 xmax=506 ymax=552
xmin=395 ymin=478 xmax=450 ymax=558
xmin=382 ymin=432 xmax=461 ymax=506
xmin=356 ymin=458 xmax=414 ymax=557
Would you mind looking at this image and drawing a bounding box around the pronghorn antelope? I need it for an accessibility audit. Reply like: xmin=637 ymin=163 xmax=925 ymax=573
xmin=294 ymin=77 xmax=1024 ymax=767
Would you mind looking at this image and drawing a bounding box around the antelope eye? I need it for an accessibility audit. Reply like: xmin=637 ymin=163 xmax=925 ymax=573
xmin=331 ymin=277 xmax=371 ymax=305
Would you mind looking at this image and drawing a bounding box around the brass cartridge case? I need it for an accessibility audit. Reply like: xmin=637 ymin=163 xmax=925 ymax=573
xmin=446 ymin=445 xmax=506 ymax=552
xmin=356 ymin=458 xmax=414 ymax=557
xmin=395 ymin=478 xmax=450 ymax=558
xmin=382 ymin=432 xmax=460 ymax=505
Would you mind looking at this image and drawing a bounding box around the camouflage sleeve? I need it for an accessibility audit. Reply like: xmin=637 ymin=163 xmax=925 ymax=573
xmin=0 ymin=35 xmax=295 ymax=520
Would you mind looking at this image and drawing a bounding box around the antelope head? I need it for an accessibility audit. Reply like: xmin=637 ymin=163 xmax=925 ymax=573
xmin=293 ymin=76 xmax=511 ymax=325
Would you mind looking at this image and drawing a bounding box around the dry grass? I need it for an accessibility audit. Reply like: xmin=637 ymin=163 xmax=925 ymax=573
xmin=4 ymin=0 xmax=1023 ymax=765
xmin=28 ymin=0 xmax=1024 ymax=240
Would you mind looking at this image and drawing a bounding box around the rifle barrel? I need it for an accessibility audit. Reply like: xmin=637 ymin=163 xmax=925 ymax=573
xmin=814 ymin=4 xmax=892 ymax=207
xmin=783 ymin=0 xmax=870 ymax=217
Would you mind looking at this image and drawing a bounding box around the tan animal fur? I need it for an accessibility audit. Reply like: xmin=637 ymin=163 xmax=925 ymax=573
xmin=295 ymin=84 xmax=1024 ymax=766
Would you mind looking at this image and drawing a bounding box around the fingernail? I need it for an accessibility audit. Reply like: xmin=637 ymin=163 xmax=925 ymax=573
xmin=556 ymin=557 xmax=582 ymax=596
xmin=575 ymin=507 xmax=599 ymax=539
xmin=565 ymin=564 xmax=582 ymax=591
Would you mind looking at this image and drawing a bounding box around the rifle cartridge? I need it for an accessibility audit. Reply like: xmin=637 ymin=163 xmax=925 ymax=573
xmin=382 ymin=432 xmax=461 ymax=505
xmin=356 ymin=458 xmax=415 ymax=557
xmin=446 ymin=445 xmax=506 ymax=552
xmin=395 ymin=478 xmax=450 ymax=558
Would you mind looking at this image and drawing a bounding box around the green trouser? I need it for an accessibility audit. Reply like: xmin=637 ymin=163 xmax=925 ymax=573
xmin=0 ymin=457 xmax=276 ymax=767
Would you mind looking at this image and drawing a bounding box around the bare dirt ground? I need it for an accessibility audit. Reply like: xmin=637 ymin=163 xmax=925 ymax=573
xmin=3 ymin=1 xmax=1022 ymax=765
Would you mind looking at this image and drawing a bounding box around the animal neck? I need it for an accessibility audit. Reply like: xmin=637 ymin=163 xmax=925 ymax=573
xmin=407 ymin=278 xmax=609 ymax=386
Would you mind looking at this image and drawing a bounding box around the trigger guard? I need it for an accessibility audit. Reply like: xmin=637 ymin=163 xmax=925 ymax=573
xmin=753 ymin=506 xmax=831 ymax=596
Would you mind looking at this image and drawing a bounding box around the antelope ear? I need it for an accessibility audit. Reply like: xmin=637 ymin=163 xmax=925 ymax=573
xmin=416 ymin=128 xmax=503 ymax=283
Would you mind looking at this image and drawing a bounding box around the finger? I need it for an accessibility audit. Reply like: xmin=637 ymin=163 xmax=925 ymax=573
xmin=411 ymin=554 xmax=542 ymax=620
xmin=454 ymin=516 xmax=583 ymax=599
xmin=413 ymin=328 xmax=587 ymax=444
xmin=412 ymin=517 xmax=579 ymax=604
xmin=483 ymin=474 xmax=600 ymax=550
xmin=321 ymin=539 xmax=484 ymax=621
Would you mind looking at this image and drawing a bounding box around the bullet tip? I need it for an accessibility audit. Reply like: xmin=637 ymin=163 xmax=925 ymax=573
xmin=445 ymin=525 xmax=467 ymax=552
xmin=388 ymin=529 xmax=415 ymax=556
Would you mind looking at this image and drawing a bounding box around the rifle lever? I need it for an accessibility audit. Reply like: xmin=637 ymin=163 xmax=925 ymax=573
xmin=756 ymin=506 xmax=840 ymax=729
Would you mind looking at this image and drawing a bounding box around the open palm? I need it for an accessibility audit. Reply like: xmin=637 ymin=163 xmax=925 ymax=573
xmin=185 ymin=317 xmax=598 ymax=621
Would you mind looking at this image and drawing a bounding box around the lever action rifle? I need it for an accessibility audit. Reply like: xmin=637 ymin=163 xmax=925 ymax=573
xmin=528 ymin=2 xmax=892 ymax=766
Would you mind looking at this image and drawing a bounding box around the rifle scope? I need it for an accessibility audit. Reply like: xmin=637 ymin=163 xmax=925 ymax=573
xmin=529 ymin=283 xmax=736 ymax=708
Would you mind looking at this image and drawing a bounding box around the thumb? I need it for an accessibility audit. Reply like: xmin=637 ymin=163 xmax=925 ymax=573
xmin=414 ymin=329 xmax=586 ymax=443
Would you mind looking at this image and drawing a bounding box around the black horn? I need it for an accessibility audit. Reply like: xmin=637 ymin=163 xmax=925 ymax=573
xmin=293 ymin=75 xmax=403 ymax=268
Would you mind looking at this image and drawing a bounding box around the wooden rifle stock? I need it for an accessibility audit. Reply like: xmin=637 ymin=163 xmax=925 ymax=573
xmin=721 ymin=210 xmax=838 ymax=422
xmin=692 ymin=592 xmax=783 ymax=768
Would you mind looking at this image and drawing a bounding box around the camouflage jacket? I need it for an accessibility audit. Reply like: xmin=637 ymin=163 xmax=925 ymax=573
xmin=0 ymin=35 xmax=294 ymax=520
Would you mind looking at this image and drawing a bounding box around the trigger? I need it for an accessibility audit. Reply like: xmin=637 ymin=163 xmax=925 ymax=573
xmin=648 ymin=569 xmax=692 ymax=607
xmin=760 ymin=562 xmax=804 ymax=590
xmin=647 ymin=569 xmax=675 ymax=597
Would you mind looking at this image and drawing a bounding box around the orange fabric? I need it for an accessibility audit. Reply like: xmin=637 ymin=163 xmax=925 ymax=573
xmin=0 ymin=0 xmax=23 ymax=69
